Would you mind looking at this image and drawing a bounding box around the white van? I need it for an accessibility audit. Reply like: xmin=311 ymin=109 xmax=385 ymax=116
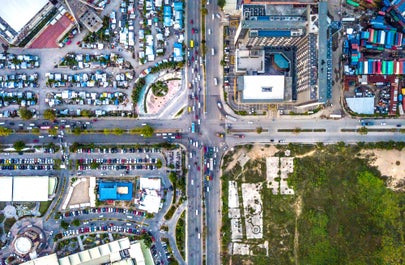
xmin=211 ymin=48 xmax=215 ymax=56
xmin=214 ymin=78 xmax=218 ymax=86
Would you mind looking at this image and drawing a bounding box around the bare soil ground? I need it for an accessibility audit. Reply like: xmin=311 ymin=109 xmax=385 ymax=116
xmin=362 ymin=149 xmax=405 ymax=191
xmin=69 ymin=179 xmax=90 ymax=205
xmin=225 ymin=145 xmax=278 ymax=172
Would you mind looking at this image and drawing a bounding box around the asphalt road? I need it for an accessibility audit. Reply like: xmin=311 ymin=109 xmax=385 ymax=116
xmin=185 ymin=0 xmax=204 ymax=264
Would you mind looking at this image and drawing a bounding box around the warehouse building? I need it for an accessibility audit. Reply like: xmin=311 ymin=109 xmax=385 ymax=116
xmin=0 ymin=176 xmax=56 ymax=202
xmin=21 ymin=238 xmax=153 ymax=265
xmin=98 ymin=181 xmax=133 ymax=201
xmin=0 ymin=0 xmax=55 ymax=44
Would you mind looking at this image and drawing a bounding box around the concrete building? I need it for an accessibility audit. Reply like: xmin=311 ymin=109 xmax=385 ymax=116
xmin=81 ymin=9 xmax=103 ymax=32
xmin=98 ymin=181 xmax=133 ymax=201
xmin=0 ymin=176 xmax=56 ymax=202
xmin=238 ymin=75 xmax=286 ymax=102
xmin=0 ymin=0 xmax=54 ymax=44
xmin=233 ymin=0 xmax=331 ymax=105
xmin=21 ymin=238 xmax=153 ymax=265
xmin=136 ymin=178 xmax=162 ymax=213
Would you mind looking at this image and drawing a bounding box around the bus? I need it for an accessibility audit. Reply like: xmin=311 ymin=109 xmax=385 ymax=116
xmin=191 ymin=122 xmax=196 ymax=133
xmin=190 ymin=40 xmax=194 ymax=48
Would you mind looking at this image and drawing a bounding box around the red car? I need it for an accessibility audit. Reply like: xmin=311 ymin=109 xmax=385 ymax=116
xmin=192 ymin=28 xmax=195 ymax=34
xmin=190 ymin=19 xmax=194 ymax=24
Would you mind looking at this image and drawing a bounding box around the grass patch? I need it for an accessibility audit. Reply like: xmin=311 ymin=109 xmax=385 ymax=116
xmin=221 ymin=143 xmax=405 ymax=264
xmin=4 ymin=218 xmax=16 ymax=233
xmin=151 ymin=80 xmax=168 ymax=97
xmin=175 ymin=211 xmax=186 ymax=259
xmin=0 ymin=213 xmax=4 ymax=223
xmin=175 ymin=108 xmax=184 ymax=117
xmin=165 ymin=205 xmax=177 ymax=220
xmin=39 ymin=201 xmax=52 ymax=216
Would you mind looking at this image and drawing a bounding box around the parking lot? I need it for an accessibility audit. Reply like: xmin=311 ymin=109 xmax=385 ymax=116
xmin=0 ymin=157 xmax=55 ymax=171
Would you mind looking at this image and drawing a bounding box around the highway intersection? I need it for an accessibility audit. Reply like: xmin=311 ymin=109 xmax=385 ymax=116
xmin=1 ymin=0 xmax=405 ymax=265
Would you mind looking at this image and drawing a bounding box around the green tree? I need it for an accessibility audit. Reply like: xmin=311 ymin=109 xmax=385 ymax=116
xmin=72 ymin=127 xmax=82 ymax=135
xmin=72 ymin=219 xmax=80 ymax=227
xmin=141 ymin=232 xmax=152 ymax=247
xmin=141 ymin=125 xmax=154 ymax=137
xmin=31 ymin=128 xmax=40 ymax=135
xmin=90 ymin=161 xmax=100 ymax=169
xmin=48 ymin=128 xmax=58 ymax=136
xmin=217 ymin=0 xmax=226 ymax=8
xmin=156 ymin=159 xmax=163 ymax=169
xmin=103 ymin=128 xmax=111 ymax=135
xmin=43 ymin=109 xmax=56 ymax=121
xmin=0 ymin=127 xmax=12 ymax=136
xmin=112 ymin=127 xmax=124 ymax=135
xmin=61 ymin=220 xmax=69 ymax=230
xmin=13 ymin=141 xmax=25 ymax=151
xmin=81 ymin=109 xmax=93 ymax=118
xmin=358 ymin=126 xmax=368 ymax=135
xmin=18 ymin=108 xmax=33 ymax=120
xmin=256 ymin=127 xmax=263 ymax=134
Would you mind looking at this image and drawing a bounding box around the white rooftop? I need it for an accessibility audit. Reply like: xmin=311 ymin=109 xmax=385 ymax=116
xmin=138 ymin=190 xmax=161 ymax=213
xmin=139 ymin=178 xmax=161 ymax=190
xmin=0 ymin=0 xmax=49 ymax=32
xmin=242 ymin=75 xmax=285 ymax=101
xmin=129 ymin=242 xmax=145 ymax=265
xmin=0 ymin=177 xmax=12 ymax=201
xmin=346 ymin=97 xmax=375 ymax=115
xmin=13 ymin=176 xmax=49 ymax=201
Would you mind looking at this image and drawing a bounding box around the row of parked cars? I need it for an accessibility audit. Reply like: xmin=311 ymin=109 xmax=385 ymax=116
xmin=0 ymin=158 xmax=54 ymax=164
xmin=77 ymin=157 xmax=158 ymax=165
xmin=77 ymin=164 xmax=157 ymax=171
xmin=62 ymin=225 xmax=141 ymax=237
xmin=0 ymin=157 xmax=55 ymax=171
xmin=76 ymin=147 xmax=162 ymax=154
xmin=1 ymin=164 xmax=54 ymax=170
xmin=62 ymin=207 xmax=147 ymax=219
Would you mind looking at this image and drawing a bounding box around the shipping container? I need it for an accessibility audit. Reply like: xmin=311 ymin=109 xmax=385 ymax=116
xmin=380 ymin=30 xmax=386 ymax=44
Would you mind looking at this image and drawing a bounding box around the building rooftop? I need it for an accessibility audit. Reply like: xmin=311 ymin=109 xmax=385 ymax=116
xmin=240 ymin=75 xmax=285 ymax=102
xmin=235 ymin=49 xmax=265 ymax=73
xmin=317 ymin=0 xmax=330 ymax=103
xmin=81 ymin=10 xmax=103 ymax=33
xmin=139 ymin=178 xmax=161 ymax=190
xmin=99 ymin=181 xmax=133 ymax=201
xmin=21 ymin=238 xmax=146 ymax=265
xmin=346 ymin=97 xmax=375 ymax=115
xmin=0 ymin=176 xmax=50 ymax=202
xmin=0 ymin=0 xmax=49 ymax=32
xmin=0 ymin=177 xmax=12 ymax=201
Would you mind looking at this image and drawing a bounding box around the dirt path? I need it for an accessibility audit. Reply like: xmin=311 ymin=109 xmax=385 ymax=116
xmin=293 ymin=195 xmax=302 ymax=265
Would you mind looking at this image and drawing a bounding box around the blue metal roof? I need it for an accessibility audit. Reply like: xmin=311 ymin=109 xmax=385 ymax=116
xmin=99 ymin=181 xmax=133 ymax=201
xmin=258 ymin=30 xmax=291 ymax=37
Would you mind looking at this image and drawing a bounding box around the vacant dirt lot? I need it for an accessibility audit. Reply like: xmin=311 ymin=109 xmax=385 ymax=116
xmin=363 ymin=149 xmax=405 ymax=191
xmin=69 ymin=178 xmax=90 ymax=205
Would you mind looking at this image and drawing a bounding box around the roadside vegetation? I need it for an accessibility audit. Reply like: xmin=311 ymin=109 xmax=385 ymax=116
xmin=221 ymin=143 xmax=405 ymax=264
xmin=175 ymin=211 xmax=186 ymax=259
